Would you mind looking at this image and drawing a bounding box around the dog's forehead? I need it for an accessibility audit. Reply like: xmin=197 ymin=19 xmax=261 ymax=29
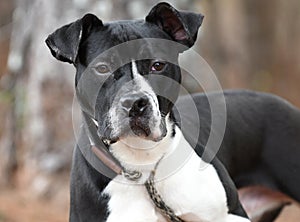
xmin=84 ymin=20 xmax=174 ymax=65
xmin=106 ymin=20 xmax=171 ymax=41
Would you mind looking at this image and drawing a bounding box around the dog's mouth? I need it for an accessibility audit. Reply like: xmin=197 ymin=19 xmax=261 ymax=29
xmin=129 ymin=117 xmax=151 ymax=138
xmin=92 ymin=116 xmax=165 ymax=145
xmin=117 ymin=119 xmax=165 ymax=143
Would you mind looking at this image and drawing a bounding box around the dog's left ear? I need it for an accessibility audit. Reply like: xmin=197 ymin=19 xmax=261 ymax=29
xmin=146 ymin=2 xmax=204 ymax=48
xmin=45 ymin=13 xmax=103 ymax=64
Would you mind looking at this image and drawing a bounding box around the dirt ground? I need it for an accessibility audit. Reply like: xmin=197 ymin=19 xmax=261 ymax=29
xmin=0 ymin=188 xmax=68 ymax=222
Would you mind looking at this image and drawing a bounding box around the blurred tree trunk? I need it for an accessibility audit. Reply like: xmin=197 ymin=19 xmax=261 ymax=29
xmin=199 ymin=0 xmax=250 ymax=88
xmin=198 ymin=0 xmax=300 ymax=106
xmin=0 ymin=0 xmax=98 ymax=194
xmin=0 ymin=0 xmax=33 ymax=187
xmin=270 ymin=0 xmax=300 ymax=105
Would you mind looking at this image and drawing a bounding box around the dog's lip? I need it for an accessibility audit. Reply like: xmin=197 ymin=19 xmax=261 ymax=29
xmin=91 ymin=118 xmax=117 ymax=144
xmin=130 ymin=122 xmax=151 ymax=137
xmin=131 ymin=127 xmax=149 ymax=137
xmin=119 ymin=127 xmax=165 ymax=143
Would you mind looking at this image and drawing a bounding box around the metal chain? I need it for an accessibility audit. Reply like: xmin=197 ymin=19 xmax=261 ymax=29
xmin=123 ymin=170 xmax=142 ymax=181
xmin=145 ymin=163 xmax=185 ymax=222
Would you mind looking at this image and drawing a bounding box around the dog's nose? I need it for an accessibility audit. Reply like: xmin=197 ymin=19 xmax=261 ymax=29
xmin=121 ymin=95 xmax=150 ymax=117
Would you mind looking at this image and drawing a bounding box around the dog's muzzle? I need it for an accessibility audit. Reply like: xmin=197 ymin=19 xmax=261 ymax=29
xmin=108 ymin=91 xmax=164 ymax=142
xmin=121 ymin=94 xmax=152 ymax=137
xmin=121 ymin=94 xmax=150 ymax=117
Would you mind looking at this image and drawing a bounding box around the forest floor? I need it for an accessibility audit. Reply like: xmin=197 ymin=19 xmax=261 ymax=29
xmin=0 ymin=188 xmax=68 ymax=222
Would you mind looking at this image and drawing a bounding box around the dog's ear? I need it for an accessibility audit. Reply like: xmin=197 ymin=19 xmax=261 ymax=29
xmin=45 ymin=13 xmax=103 ymax=64
xmin=146 ymin=2 xmax=204 ymax=48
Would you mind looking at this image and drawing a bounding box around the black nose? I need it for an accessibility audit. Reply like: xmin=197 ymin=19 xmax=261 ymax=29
xmin=121 ymin=95 xmax=150 ymax=117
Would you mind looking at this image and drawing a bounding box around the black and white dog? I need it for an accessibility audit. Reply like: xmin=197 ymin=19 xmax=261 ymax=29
xmin=46 ymin=2 xmax=300 ymax=222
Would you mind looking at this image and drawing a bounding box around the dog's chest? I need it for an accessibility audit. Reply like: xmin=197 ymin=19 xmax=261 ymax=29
xmin=103 ymin=153 xmax=229 ymax=222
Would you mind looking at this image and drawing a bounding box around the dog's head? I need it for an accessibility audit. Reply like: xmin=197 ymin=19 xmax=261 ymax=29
xmin=46 ymin=2 xmax=203 ymax=146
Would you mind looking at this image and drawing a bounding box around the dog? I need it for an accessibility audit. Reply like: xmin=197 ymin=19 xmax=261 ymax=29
xmin=45 ymin=2 xmax=300 ymax=222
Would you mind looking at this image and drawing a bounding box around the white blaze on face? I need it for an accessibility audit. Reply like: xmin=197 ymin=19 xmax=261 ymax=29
xmin=108 ymin=60 xmax=162 ymax=140
xmin=131 ymin=60 xmax=162 ymax=135
xmin=130 ymin=60 xmax=159 ymax=112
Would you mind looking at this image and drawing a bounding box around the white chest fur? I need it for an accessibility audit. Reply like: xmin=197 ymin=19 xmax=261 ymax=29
xmin=103 ymin=127 xmax=250 ymax=222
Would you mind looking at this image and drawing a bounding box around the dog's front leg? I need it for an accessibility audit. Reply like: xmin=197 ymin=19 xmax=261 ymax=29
xmin=104 ymin=178 xmax=162 ymax=222
xmin=106 ymin=203 xmax=160 ymax=222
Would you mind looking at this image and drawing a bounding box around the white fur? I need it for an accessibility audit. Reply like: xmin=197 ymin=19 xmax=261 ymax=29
xmin=103 ymin=124 xmax=250 ymax=222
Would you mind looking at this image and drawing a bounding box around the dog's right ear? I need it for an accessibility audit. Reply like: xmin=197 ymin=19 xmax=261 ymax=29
xmin=45 ymin=14 xmax=103 ymax=64
xmin=146 ymin=2 xmax=204 ymax=49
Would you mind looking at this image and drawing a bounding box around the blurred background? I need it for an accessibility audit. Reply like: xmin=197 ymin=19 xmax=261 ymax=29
xmin=0 ymin=0 xmax=299 ymax=221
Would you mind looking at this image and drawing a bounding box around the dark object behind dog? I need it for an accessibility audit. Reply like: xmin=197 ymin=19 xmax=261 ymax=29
xmin=176 ymin=90 xmax=300 ymax=200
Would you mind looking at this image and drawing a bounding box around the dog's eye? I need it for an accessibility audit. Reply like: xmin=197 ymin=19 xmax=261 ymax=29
xmin=150 ymin=62 xmax=166 ymax=72
xmin=95 ymin=64 xmax=110 ymax=74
